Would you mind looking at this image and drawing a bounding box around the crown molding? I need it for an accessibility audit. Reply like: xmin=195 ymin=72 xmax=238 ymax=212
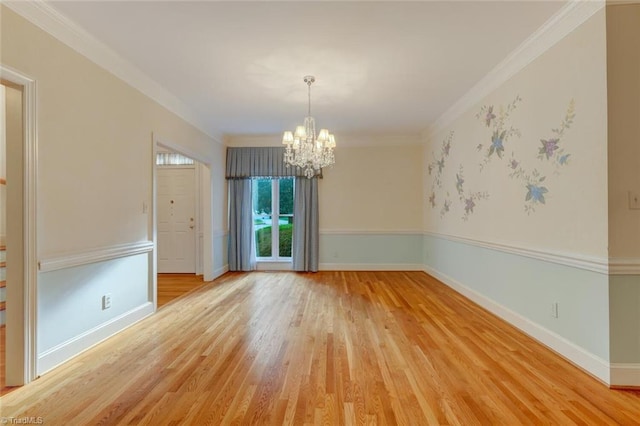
xmin=4 ymin=0 xmax=223 ymax=144
xmin=427 ymin=0 xmax=605 ymax=139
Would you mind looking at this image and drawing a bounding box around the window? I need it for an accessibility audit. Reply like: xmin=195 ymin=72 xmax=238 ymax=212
xmin=252 ymin=178 xmax=294 ymax=259
xmin=156 ymin=152 xmax=194 ymax=166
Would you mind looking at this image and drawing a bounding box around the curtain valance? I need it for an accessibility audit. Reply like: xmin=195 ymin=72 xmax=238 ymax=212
xmin=225 ymin=147 xmax=321 ymax=179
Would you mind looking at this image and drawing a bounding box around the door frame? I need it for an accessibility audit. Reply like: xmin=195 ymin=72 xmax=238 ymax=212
xmin=152 ymin=134 xmax=213 ymax=308
xmin=0 ymin=65 xmax=38 ymax=385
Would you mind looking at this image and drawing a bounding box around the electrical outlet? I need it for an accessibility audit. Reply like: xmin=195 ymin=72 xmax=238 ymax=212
xmin=550 ymin=302 xmax=559 ymax=319
xmin=629 ymin=191 xmax=640 ymax=210
xmin=102 ymin=294 xmax=112 ymax=310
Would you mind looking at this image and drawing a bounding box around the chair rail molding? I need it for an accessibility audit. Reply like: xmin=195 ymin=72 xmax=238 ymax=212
xmin=39 ymin=241 xmax=154 ymax=273
xmin=424 ymin=231 xmax=609 ymax=275
xmin=609 ymin=258 xmax=640 ymax=275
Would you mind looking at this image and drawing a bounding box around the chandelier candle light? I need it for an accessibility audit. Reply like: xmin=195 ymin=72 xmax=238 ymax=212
xmin=282 ymin=75 xmax=336 ymax=178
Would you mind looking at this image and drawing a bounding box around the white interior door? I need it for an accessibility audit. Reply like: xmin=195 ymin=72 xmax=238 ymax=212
xmin=157 ymin=167 xmax=196 ymax=273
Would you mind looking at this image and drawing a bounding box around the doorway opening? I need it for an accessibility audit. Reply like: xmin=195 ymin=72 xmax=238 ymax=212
xmin=153 ymin=138 xmax=213 ymax=309
xmin=0 ymin=66 xmax=37 ymax=391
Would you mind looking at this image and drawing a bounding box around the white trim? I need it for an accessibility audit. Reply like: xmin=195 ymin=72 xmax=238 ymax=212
xmin=423 ymin=265 xmax=611 ymax=384
xmin=320 ymin=229 xmax=423 ymax=236
xmin=0 ymin=65 xmax=38 ymax=384
xmin=427 ymin=0 xmax=604 ymax=139
xmin=195 ymin=162 xmax=203 ymax=276
xmin=424 ymin=231 xmax=609 ymax=274
xmin=37 ymin=302 xmax=154 ymax=375
xmin=38 ymin=241 xmax=154 ymax=273
xmin=609 ymin=258 xmax=640 ymax=275
xmin=214 ymin=230 xmax=229 ymax=239
xmin=153 ymin=134 xmax=216 ymax=281
xmin=151 ymin=138 xmax=159 ymax=309
xmin=610 ymin=363 xmax=640 ymax=387
xmin=212 ymin=264 xmax=229 ymax=279
xmin=320 ymin=263 xmax=424 ymax=271
xmin=4 ymin=0 xmax=223 ymax=144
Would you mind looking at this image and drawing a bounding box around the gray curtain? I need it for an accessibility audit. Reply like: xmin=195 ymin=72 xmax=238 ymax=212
xmin=227 ymin=147 xmax=321 ymax=272
xmin=228 ymin=179 xmax=255 ymax=271
xmin=292 ymin=177 xmax=319 ymax=272
xmin=226 ymin=147 xmax=321 ymax=178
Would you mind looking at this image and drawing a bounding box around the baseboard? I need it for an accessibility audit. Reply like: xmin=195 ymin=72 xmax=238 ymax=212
xmin=37 ymin=302 xmax=154 ymax=375
xmin=423 ymin=265 xmax=611 ymax=385
xmin=610 ymin=363 xmax=640 ymax=388
xmin=212 ymin=264 xmax=229 ymax=279
xmin=320 ymin=263 xmax=424 ymax=271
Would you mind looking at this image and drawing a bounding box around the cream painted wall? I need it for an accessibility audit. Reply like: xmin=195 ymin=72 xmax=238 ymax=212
xmin=422 ymin=9 xmax=616 ymax=381
xmin=1 ymin=6 xmax=222 ymax=256
xmin=606 ymin=4 xmax=640 ymax=259
xmin=1 ymin=6 xmax=227 ymax=374
xmin=227 ymin=135 xmax=424 ymax=232
xmin=210 ymin=141 xmax=228 ymax=234
xmin=425 ymin=10 xmax=609 ymax=259
xmin=320 ymin=144 xmax=423 ymax=231
xmin=0 ymin=85 xmax=6 ymax=245
xmin=226 ymin=135 xmax=424 ymax=269
xmin=606 ymin=3 xmax=640 ymax=376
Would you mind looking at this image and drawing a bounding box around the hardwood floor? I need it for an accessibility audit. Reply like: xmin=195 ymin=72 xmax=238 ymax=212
xmin=0 ymin=274 xmax=204 ymax=395
xmin=1 ymin=271 xmax=639 ymax=424
xmin=157 ymin=273 xmax=207 ymax=308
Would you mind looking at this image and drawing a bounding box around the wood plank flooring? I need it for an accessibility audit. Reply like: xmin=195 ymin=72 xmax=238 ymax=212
xmin=1 ymin=271 xmax=639 ymax=424
xmin=0 ymin=274 xmax=204 ymax=395
xmin=157 ymin=273 xmax=207 ymax=308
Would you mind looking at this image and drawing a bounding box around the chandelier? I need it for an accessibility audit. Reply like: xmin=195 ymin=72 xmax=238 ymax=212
xmin=282 ymin=75 xmax=336 ymax=178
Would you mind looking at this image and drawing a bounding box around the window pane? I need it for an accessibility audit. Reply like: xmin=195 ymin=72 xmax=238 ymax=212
xmin=156 ymin=152 xmax=194 ymax=165
xmin=279 ymin=178 xmax=293 ymax=258
xmin=253 ymin=179 xmax=272 ymax=258
xmin=279 ymin=216 xmax=293 ymax=258
xmin=279 ymin=178 xmax=294 ymax=215
xmin=255 ymin=215 xmax=273 ymax=257
xmin=254 ymin=179 xmax=272 ymax=215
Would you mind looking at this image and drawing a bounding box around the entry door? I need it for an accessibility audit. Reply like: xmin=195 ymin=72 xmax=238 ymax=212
xmin=157 ymin=167 xmax=196 ymax=273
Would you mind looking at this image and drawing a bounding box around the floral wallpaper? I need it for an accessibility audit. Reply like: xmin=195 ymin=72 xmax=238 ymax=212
xmin=427 ymin=96 xmax=576 ymax=219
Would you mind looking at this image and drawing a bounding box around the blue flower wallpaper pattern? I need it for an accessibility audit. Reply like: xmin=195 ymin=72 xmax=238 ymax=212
xmin=427 ymin=96 xmax=576 ymax=219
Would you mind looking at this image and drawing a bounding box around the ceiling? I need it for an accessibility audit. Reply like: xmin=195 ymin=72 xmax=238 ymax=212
xmin=46 ymin=1 xmax=567 ymax=142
